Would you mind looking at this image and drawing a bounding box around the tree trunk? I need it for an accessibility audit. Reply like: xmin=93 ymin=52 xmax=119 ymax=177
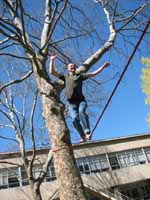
xmin=36 ymin=74 xmax=87 ymax=200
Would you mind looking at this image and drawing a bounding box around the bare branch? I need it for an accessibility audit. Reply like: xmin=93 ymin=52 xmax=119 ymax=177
xmin=4 ymin=0 xmax=16 ymax=14
xmin=0 ymin=20 xmax=20 ymax=36
xmin=4 ymin=0 xmax=34 ymax=54
xmin=37 ymin=150 xmax=53 ymax=185
xmin=0 ymin=109 xmax=15 ymax=126
xmin=78 ymin=1 xmax=116 ymax=72
xmin=18 ymin=0 xmax=28 ymax=46
xmin=29 ymin=91 xmax=39 ymax=169
xmin=0 ymin=70 xmax=33 ymax=93
xmin=50 ymin=43 xmax=72 ymax=64
xmin=0 ymin=135 xmax=18 ymax=143
xmin=0 ymin=161 xmax=21 ymax=166
xmin=0 ymin=52 xmax=29 ymax=60
xmin=41 ymin=0 xmax=52 ymax=49
xmin=117 ymin=3 xmax=148 ymax=32
xmin=0 ymin=36 xmax=13 ymax=45
xmin=0 ymin=28 xmax=20 ymax=43
xmin=41 ymin=0 xmax=68 ymax=53
xmin=50 ymin=32 xmax=91 ymax=45
xmin=48 ymin=0 xmax=68 ymax=41
xmin=0 ymin=42 xmax=21 ymax=51
xmin=0 ymin=124 xmax=13 ymax=129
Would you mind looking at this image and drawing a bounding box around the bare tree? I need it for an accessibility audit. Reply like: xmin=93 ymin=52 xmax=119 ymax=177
xmin=0 ymin=1 xmax=150 ymax=200
xmin=0 ymin=84 xmax=53 ymax=200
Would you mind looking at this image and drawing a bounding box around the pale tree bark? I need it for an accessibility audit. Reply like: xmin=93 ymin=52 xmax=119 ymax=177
xmin=30 ymin=55 xmax=87 ymax=200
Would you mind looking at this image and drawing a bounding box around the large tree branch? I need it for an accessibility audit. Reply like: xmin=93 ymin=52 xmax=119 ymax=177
xmin=4 ymin=0 xmax=34 ymax=55
xmin=41 ymin=0 xmax=52 ymax=49
xmin=40 ymin=0 xmax=68 ymax=54
xmin=4 ymin=0 xmax=16 ymax=14
xmin=78 ymin=1 xmax=116 ymax=72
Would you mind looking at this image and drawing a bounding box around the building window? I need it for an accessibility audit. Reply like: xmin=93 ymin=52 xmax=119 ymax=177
xmin=77 ymin=158 xmax=90 ymax=174
xmin=0 ymin=170 xmax=8 ymax=189
xmin=109 ymin=148 xmax=146 ymax=170
xmin=21 ymin=168 xmax=29 ymax=186
xmin=144 ymin=147 xmax=150 ymax=162
xmin=108 ymin=154 xmax=120 ymax=170
xmin=8 ymin=168 xmax=20 ymax=188
xmin=0 ymin=167 xmax=20 ymax=189
xmin=134 ymin=149 xmax=146 ymax=164
xmin=33 ymin=165 xmax=42 ymax=180
xmin=77 ymin=154 xmax=109 ymax=175
xmin=46 ymin=162 xmax=56 ymax=181
xmin=89 ymin=155 xmax=109 ymax=172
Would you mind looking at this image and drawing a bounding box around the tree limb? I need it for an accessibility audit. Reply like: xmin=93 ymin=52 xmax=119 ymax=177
xmin=0 ymin=161 xmax=21 ymax=166
xmin=78 ymin=1 xmax=116 ymax=72
xmin=40 ymin=0 xmax=68 ymax=53
xmin=0 ymin=36 xmax=13 ymax=45
xmin=37 ymin=150 xmax=53 ymax=186
xmin=4 ymin=0 xmax=34 ymax=54
xmin=29 ymin=91 xmax=39 ymax=171
xmin=117 ymin=3 xmax=148 ymax=32
xmin=41 ymin=0 xmax=52 ymax=49
xmin=0 ymin=135 xmax=18 ymax=143
xmin=0 ymin=70 xmax=33 ymax=93
xmin=48 ymin=0 xmax=68 ymax=41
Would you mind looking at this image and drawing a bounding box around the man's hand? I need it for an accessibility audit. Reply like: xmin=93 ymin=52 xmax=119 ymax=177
xmin=50 ymin=52 xmax=56 ymax=61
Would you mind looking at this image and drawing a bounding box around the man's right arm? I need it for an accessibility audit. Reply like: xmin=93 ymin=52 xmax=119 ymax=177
xmin=49 ymin=53 xmax=61 ymax=78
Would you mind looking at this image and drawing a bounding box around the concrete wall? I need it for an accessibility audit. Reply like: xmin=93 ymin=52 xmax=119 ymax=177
xmin=82 ymin=163 xmax=150 ymax=190
xmin=0 ymin=181 xmax=58 ymax=200
xmin=73 ymin=135 xmax=150 ymax=158
xmin=0 ymin=134 xmax=150 ymax=199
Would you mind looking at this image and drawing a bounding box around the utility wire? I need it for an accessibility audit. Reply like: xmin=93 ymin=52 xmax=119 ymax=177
xmin=91 ymin=18 xmax=150 ymax=137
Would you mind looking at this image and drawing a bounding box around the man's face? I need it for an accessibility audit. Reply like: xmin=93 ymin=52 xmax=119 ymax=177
xmin=67 ymin=63 xmax=77 ymax=73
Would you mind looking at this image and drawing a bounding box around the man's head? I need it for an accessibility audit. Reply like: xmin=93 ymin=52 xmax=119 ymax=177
xmin=67 ymin=63 xmax=77 ymax=74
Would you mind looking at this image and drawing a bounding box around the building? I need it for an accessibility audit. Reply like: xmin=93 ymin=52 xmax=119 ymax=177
xmin=0 ymin=133 xmax=150 ymax=200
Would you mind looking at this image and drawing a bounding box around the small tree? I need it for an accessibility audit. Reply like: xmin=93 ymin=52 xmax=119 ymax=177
xmin=0 ymin=84 xmax=53 ymax=200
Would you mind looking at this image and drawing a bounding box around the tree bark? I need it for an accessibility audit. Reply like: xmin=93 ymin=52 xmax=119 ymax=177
xmin=34 ymin=62 xmax=87 ymax=200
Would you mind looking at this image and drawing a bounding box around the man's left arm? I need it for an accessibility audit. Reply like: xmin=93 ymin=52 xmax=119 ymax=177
xmin=85 ymin=62 xmax=110 ymax=78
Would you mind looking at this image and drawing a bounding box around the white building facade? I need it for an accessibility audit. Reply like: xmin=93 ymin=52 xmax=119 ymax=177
xmin=0 ymin=133 xmax=150 ymax=200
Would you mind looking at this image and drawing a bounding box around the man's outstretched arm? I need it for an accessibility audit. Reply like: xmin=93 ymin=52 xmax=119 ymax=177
xmin=49 ymin=53 xmax=62 ymax=78
xmin=85 ymin=62 xmax=110 ymax=78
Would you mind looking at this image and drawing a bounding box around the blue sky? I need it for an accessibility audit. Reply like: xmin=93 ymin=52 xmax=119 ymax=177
xmin=0 ymin=0 xmax=150 ymax=150
xmin=90 ymin=33 xmax=150 ymax=141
